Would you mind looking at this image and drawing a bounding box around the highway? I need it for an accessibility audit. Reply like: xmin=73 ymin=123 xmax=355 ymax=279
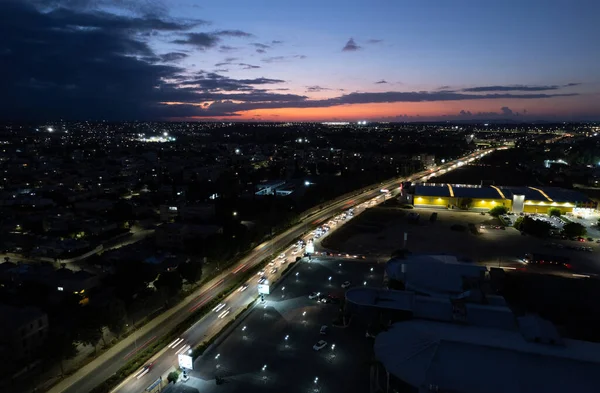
xmin=48 ymin=147 xmax=498 ymax=393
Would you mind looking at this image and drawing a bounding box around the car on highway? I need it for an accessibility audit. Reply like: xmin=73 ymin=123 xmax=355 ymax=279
xmin=270 ymin=267 xmax=278 ymax=274
xmin=258 ymin=277 xmax=267 ymax=284
xmin=341 ymin=281 xmax=351 ymax=288
xmin=218 ymin=307 xmax=231 ymax=319
xmin=239 ymin=283 xmax=249 ymax=292
xmin=143 ymin=362 xmax=154 ymax=372
xmin=257 ymin=270 xmax=265 ymax=276
xmin=313 ymin=340 xmax=328 ymax=351
xmin=269 ymin=260 xmax=276 ymax=266
xmin=279 ymin=253 xmax=286 ymax=259
xmin=292 ymin=248 xmax=298 ymax=254
xmin=309 ymin=291 xmax=321 ymax=300
xmin=213 ymin=303 xmax=227 ymax=312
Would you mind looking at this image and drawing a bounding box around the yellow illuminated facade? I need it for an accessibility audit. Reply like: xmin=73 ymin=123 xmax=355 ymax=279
xmin=522 ymin=201 xmax=574 ymax=214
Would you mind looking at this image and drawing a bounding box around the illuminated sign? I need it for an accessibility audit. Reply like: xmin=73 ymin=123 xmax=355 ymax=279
xmin=178 ymin=354 xmax=193 ymax=370
xmin=305 ymin=241 xmax=315 ymax=254
xmin=258 ymin=283 xmax=270 ymax=295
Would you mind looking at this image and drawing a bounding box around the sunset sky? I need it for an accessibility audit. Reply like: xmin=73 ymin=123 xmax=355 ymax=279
xmin=2 ymin=0 xmax=599 ymax=121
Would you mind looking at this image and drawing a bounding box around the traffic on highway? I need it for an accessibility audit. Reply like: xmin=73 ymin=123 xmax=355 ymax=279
xmin=49 ymin=147 xmax=498 ymax=393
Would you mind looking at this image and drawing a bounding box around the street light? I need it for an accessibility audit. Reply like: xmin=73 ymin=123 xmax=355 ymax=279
xmin=370 ymin=267 xmax=373 ymax=272
xmin=233 ymin=211 xmax=238 ymax=217
xmin=262 ymin=364 xmax=267 ymax=371
xmin=363 ymin=281 xmax=367 ymax=286
xmin=328 ymin=276 xmax=332 ymax=281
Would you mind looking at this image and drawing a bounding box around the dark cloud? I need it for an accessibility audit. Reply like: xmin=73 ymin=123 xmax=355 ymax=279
xmin=459 ymin=107 xmax=520 ymax=118
xmin=160 ymin=52 xmax=188 ymax=62
xmin=44 ymin=7 xmax=204 ymax=31
xmin=261 ymin=55 xmax=306 ymax=63
xmin=461 ymin=84 xmax=577 ymax=92
xmin=252 ymin=43 xmax=271 ymax=49
xmin=0 ymin=1 xmax=297 ymax=119
xmin=306 ymin=86 xmax=331 ymax=92
xmin=30 ymin=0 xmax=169 ymax=16
xmin=214 ymin=68 xmax=229 ymax=73
xmin=173 ymin=32 xmax=220 ymax=49
xmin=437 ymin=85 xmax=451 ymax=90
xmin=0 ymin=1 xmax=583 ymax=121
xmin=271 ymin=40 xmax=283 ymax=45
xmin=219 ymin=45 xmax=238 ymax=52
xmin=214 ymin=29 xmax=254 ymax=38
xmin=565 ymin=83 xmax=581 ymax=87
xmin=173 ymin=30 xmax=253 ymax=49
xmin=375 ymin=80 xmax=388 ymax=84
xmin=366 ymin=39 xmax=383 ymax=44
xmin=342 ymin=38 xmax=361 ymax=52
xmin=256 ymin=49 xmax=267 ymax=54
xmin=239 ymin=63 xmax=261 ymax=69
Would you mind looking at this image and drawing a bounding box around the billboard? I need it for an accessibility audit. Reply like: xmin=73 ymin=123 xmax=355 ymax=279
xmin=306 ymin=240 xmax=314 ymax=254
xmin=258 ymin=283 xmax=270 ymax=295
xmin=178 ymin=354 xmax=193 ymax=370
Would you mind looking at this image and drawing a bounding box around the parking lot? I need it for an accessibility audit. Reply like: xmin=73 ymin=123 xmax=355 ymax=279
xmin=320 ymin=206 xmax=600 ymax=275
xmin=181 ymin=258 xmax=383 ymax=393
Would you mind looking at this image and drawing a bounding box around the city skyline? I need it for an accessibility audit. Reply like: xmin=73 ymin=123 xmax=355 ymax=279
xmin=2 ymin=0 xmax=599 ymax=122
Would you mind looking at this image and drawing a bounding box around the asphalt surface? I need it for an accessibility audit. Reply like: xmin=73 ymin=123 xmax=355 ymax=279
xmin=48 ymin=148 xmax=497 ymax=393
xmin=182 ymin=257 xmax=384 ymax=393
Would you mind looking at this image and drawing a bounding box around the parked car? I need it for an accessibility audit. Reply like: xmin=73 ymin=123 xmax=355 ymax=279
xmin=320 ymin=325 xmax=328 ymax=335
xmin=341 ymin=281 xmax=351 ymax=288
xmin=313 ymin=340 xmax=327 ymax=351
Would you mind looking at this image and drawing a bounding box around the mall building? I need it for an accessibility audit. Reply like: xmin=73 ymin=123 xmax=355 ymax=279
xmin=410 ymin=183 xmax=596 ymax=214
xmin=345 ymin=255 xmax=600 ymax=393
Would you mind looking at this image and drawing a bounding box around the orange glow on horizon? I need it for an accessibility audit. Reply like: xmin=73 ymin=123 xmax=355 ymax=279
xmin=178 ymin=94 xmax=595 ymax=122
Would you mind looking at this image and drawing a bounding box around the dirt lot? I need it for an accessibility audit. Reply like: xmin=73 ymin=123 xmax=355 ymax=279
xmin=321 ymin=206 xmax=600 ymax=275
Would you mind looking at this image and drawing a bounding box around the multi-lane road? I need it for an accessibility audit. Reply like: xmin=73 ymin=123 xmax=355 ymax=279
xmin=48 ymin=147 xmax=498 ymax=393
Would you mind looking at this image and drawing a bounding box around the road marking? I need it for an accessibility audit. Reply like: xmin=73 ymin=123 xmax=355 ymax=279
xmin=135 ymin=368 xmax=150 ymax=380
xmin=168 ymin=338 xmax=183 ymax=349
xmin=175 ymin=344 xmax=191 ymax=355
xmin=123 ymin=335 xmax=157 ymax=360
xmin=170 ymin=338 xmax=185 ymax=350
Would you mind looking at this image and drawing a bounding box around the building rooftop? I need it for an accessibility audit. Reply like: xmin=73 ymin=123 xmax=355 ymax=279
xmin=386 ymin=255 xmax=487 ymax=297
xmin=374 ymin=318 xmax=600 ymax=393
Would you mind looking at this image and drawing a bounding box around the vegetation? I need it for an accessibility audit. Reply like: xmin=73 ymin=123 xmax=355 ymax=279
xmin=562 ymin=222 xmax=587 ymax=238
xmin=548 ymin=207 xmax=562 ymax=217
xmin=514 ymin=216 xmax=552 ymax=237
xmin=488 ymin=205 xmax=508 ymax=217
xmin=167 ymin=371 xmax=179 ymax=384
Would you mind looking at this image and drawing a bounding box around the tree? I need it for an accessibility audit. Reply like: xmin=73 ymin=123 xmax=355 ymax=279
xmin=548 ymin=207 xmax=562 ymax=217
xmin=76 ymin=308 xmax=103 ymax=352
xmin=155 ymin=271 xmax=183 ymax=298
xmin=45 ymin=328 xmax=78 ymax=376
xmin=489 ymin=206 xmax=508 ymax=217
xmin=178 ymin=260 xmax=203 ymax=284
xmin=520 ymin=216 xmax=552 ymax=237
xmin=563 ymin=222 xmax=587 ymax=238
xmin=167 ymin=371 xmax=179 ymax=384
xmin=104 ymin=298 xmax=128 ymax=337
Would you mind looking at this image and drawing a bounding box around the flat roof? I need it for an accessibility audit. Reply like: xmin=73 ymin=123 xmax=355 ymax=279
xmin=414 ymin=184 xmax=592 ymax=204
xmin=386 ymin=255 xmax=487 ymax=297
xmin=539 ymin=187 xmax=593 ymax=203
xmin=374 ymin=319 xmax=600 ymax=393
xmin=451 ymin=185 xmax=505 ymax=199
xmin=414 ymin=184 xmax=451 ymax=197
